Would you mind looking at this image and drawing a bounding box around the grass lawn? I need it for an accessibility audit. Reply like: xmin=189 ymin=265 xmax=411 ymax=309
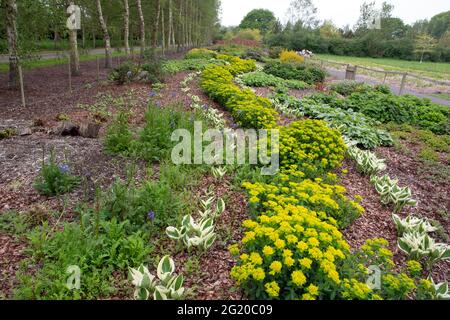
xmin=315 ymin=54 xmax=450 ymax=80
xmin=0 ymin=51 xmax=130 ymax=73
xmin=430 ymin=92 xmax=450 ymax=101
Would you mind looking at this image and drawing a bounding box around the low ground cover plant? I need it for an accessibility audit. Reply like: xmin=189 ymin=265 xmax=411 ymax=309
xmin=240 ymin=71 xmax=310 ymax=90
xmin=263 ymin=61 xmax=327 ymax=85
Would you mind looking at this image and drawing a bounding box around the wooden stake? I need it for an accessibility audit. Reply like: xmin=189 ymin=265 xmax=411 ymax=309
xmin=399 ymin=73 xmax=407 ymax=95
xmin=68 ymin=55 xmax=72 ymax=93
xmin=383 ymin=72 xmax=388 ymax=84
xmin=18 ymin=65 xmax=26 ymax=108
xmin=96 ymin=57 xmax=100 ymax=82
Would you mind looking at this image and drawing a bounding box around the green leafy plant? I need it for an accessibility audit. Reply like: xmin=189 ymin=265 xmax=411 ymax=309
xmin=348 ymin=147 xmax=387 ymax=176
xmin=34 ymin=151 xmax=79 ymax=196
xmin=166 ymin=215 xmax=217 ymax=251
xmin=130 ymin=256 xmax=187 ymax=300
xmin=398 ymin=231 xmax=450 ymax=269
xmin=104 ymin=111 xmax=134 ymax=155
xmin=0 ymin=127 xmax=18 ymax=140
xmin=392 ymin=214 xmax=437 ymax=236
xmin=263 ymin=61 xmax=327 ymax=85
xmin=371 ymin=175 xmax=418 ymax=213
xmin=240 ymin=71 xmax=310 ymax=89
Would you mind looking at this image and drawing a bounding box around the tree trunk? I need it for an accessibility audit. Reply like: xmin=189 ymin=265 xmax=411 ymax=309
xmin=135 ymin=0 xmax=145 ymax=57
xmin=168 ymin=0 xmax=173 ymax=49
xmin=96 ymin=0 xmax=112 ymax=68
xmin=123 ymin=0 xmax=130 ymax=56
xmin=161 ymin=6 xmax=165 ymax=56
xmin=69 ymin=29 xmax=80 ymax=75
xmin=5 ymin=0 xmax=19 ymax=89
xmin=153 ymin=0 xmax=161 ymax=49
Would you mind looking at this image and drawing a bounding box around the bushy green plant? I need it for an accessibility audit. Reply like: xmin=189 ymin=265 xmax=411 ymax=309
xmin=104 ymin=111 xmax=134 ymax=155
xmin=0 ymin=128 xmax=17 ymax=140
xmin=141 ymin=60 xmax=164 ymax=83
xmin=34 ymin=151 xmax=80 ymax=196
xmin=240 ymin=71 xmax=310 ymax=89
xmin=185 ymin=48 xmax=217 ymax=60
xmin=371 ymin=175 xmax=418 ymax=213
xmin=109 ymin=62 xmax=139 ymax=85
xmin=263 ymin=61 xmax=327 ymax=85
xmin=161 ymin=58 xmax=226 ymax=74
xmin=15 ymin=215 xmax=150 ymax=300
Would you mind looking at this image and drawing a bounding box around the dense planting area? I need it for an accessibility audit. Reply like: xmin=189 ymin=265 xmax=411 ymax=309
xmin=0 ymin=47 xmax=449 ymax=301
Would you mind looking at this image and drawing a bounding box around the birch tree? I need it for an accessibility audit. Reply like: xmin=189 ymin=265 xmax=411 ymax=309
xmin=136 ymin=0 xmax=145 ymax=57
xmin=5 ymin=0 xmax=19 ymax=89
xmin=95 ymin=0 xmax=112 ymax=68
xmin=123 ymin=0 xmax=130 ymax=56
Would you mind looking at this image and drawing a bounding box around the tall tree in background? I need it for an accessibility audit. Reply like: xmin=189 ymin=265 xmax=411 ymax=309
xmin=286 ymin=0 xmax=318 ymax=28
xmin=123 ymin=0 xmax=130 ymax=56
xmin=95 ymin=0 xmax=112 ymax=68
xmin=239 ymin=9 xmax=276 ymax=34
xmin=415 ymin=33 xmax=437 ymax=63
xmin=5 ymin=0 xmax=19 ymax=89
xmin=136 ymin=0 xmax=145 ymax=57
xmin=68 ymin=1 xmax=80 ymax=75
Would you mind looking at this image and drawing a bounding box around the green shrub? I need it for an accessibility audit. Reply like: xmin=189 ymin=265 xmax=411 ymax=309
xmin=104 ymin=112 xmax=134 ymax=155
xmin=342 ymin=92 xmax=450 ymax=134
xmin=15 ymin=216 xmax=150 ymax=300
xmin=419 ymin=147 xmax=440 ymax=163
xmin=141 ymin=60 xmax=164 ymax=83
xmin=185 ymin=48 xmax=217 ymax=60
xmin=134 ymin=103 xmax=197 ymax=162
xmin=279 ymin=120 xmax=347 ymax=174
xmin=0 ymin=128 xmax=17 ymax=140
xmin=34 ymin=151 xmax=80 ymax=196
xmin=161 ymin=58 xmax=226 ymax=74
xmin=240 ymin=49 xmax=265 ymax=62
xmin=103 ymin=177 xmax=185 ymax=231
xmin=263 ymin=61 xmax=327 ymax=85
xmin=240 ymin=71 xmax=310 ymax=90
xmin=109 ymin=62 xmax=139 ymax=85
xmin=268 ymin=46 xmax=284 ymax=59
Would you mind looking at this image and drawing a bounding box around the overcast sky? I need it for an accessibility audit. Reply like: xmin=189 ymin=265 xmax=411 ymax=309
xmin=220 ymin=0 xmax=450 ymax=28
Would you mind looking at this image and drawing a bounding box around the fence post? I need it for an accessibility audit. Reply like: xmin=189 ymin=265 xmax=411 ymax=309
xmin=96 ymin=57 xmax=100 ymax=82
xmin=68 ymin=55 xmax=72 ymax=93
xmin=383 ymin=72 xmax=388 ymax=84
xmin=399 ymin=73 xmax=407 ymax=95
xmin=18 ymin=65 xmax=26 ymax=108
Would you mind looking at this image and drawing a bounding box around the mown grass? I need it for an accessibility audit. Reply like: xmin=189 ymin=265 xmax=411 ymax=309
xmin=0 ymin=51 xmax=132 ymax=73
xmin=315 ymin=54 xmax=450 ymax=80
xmin=431 ymin=93 xmax=450 ymax=101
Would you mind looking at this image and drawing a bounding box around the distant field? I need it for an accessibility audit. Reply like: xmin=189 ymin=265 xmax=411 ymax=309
xmin=315 ymin=54 xmax=450 ymax=81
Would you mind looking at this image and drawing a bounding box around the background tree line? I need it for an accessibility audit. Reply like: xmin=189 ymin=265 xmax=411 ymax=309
xmin=217 ymin=0 xmax=450 ymax=63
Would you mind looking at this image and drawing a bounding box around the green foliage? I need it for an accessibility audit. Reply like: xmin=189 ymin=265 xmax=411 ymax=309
xmin=185 ymin=48 xmax=217 ymax=60
xmin=15 ymin=215 xmax=151 ymax=300
xmin=134 ymin=103 xmax=197 ymax=162
xmin=161 ymin=58 xmax=226 ymax=74
xmin=109 ymin=62 xmax=139 ymax=85
xmin=264 ymin=61 xmax=327 ymax=85
xmin=341 ymin=91 xmax=450 ymax=134
xmin=239 ymin=9 xmax=277 ymax=34
xmin=328 ymin=80 xmax=391 ymax=96
xmin=0 ymin=128 xmax=17 ymax=140
xmin=240 ymin=71 xmax=310 ymax=90
xmin=104 ymin=112 xmax=134 ymax=155
xmin=141 ymin=60 xmax=165 ymax=83
xmin=34 ymin=151 xmax=79 ymax=196
xmin=102 ymin=177 xmax=185 ymax=231
xmin=371 ymin=175 xmax=418 ymax=214
xmin=201 ymin=56 xmax=278 ymax=129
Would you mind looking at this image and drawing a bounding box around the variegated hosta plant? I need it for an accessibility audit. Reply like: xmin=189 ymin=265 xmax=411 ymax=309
xmin=392 ymin=214 xmax=437 ymax=236
xmin=371 ymin=175 xmax=418 ymax=213
xmin=130 ymin=256 xmax=186 ymax=300
xmin=199 ymin=196 xmax=226 ymax=219
xmin=398 ymin=232 xmax=450 ymax=269
xmin=430 ymin=278 xmax=450 ymax=300
xmin=348 ymin=147 xmax=386 ymax=177
xmin=166 ymin=215 xmax=217 ymax=251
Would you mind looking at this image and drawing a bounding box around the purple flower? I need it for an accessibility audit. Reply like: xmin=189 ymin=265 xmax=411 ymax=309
xmin=59 ymin=164 xmax=70 ymax=174
xmin=147 ymin=211 xmax=155 ymax=221
xmin=127 ymin=71 xmax=133 ymax=78
xmin=171 ymin=92 xmax=177 ymax=97
xmin=202 ymin=104 xmax=209 ymax=111
xmin=149 ymin=91 xmax=158 ymax=97
xmin=155 ymin=101 xmax=161 ymax=108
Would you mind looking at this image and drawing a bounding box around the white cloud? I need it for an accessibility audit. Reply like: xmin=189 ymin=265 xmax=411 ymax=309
xmin=220 ymin=0 xmax=450 ymax=28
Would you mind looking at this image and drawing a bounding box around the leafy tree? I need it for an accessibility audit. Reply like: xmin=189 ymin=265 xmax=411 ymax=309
xmin=415 ymin=33 xmax=437 ymax=63
xmin=239 ymin=9 xmax=276 ymax=34
xmin=428 ymin=11 xmax=450 ymax=39
xmin=286 ymin=0 xmax=318 ymax=28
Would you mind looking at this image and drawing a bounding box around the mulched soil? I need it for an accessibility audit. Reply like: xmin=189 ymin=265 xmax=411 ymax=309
xmin=1 ymin=59 xmax=448 ymax=299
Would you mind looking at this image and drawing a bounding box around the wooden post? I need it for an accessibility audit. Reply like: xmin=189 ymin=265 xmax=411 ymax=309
xmin=68 ymin=55 xmax=72 ymax=93
xmin=18 ymin=65 xmax=25 ymax=108
xmin=96 ymin=57 xmax=100 ymax=82
xmin=399 ymin=73 xmax=407 ymax=95
xmin=383 ymin=72 xmax=388 ymax=84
